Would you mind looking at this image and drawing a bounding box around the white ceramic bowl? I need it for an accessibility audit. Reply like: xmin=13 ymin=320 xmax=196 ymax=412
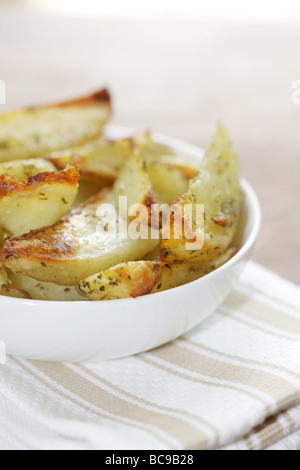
xmin=0 ymin=126 xmax=261 ymax=362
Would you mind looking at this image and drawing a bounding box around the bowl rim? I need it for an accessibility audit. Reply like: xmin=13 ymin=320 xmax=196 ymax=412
xmin=0 ymin=127 xmax=261 ymax=307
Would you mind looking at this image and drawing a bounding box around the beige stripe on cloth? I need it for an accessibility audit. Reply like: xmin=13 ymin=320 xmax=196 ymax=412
xmin=12 ymin=358 xmax=173 ymax=448
xmin=27 ymin=360 xmax=209 ymax=449
xmin=146 ymin=343 xmax=300 ymax=412
xmin=228 ymin=408 xmax=297 ymax=450
xmin=240 ymin=282 xmax=300 ymax=315
xmin=181 ymin=339 xmax=300 ymax=381
xmin=78 ymin=364 xmax=220 ymax=443
xmin=225 ymin=290 xmax=300 ymax=336
xmin=139 ymin=355 xmax=271 ymax=409
xmin=218 ymin=309 xmax=300 ymax=342
xmin=246 ymin=416 xmax=282 ymax=450
xmin=12 ymin=358 xmax=170 ymax=446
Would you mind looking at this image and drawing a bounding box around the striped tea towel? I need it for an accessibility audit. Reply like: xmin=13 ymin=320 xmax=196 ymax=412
xmin=0 ymin=261 xmax=300 ymax=450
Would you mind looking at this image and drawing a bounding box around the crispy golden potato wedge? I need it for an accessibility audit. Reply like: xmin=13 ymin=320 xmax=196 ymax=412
xmin=47 ymin=137 xmax=132 ymax=183
xmin=46 ymin=131 xmax=196 ymax=187
xmin=0 ymin=164 xmax=79 ymax=236
xmin=158 ymin=155 xmax=198 ymax=180
xmin=0 ymin=158 xmax=56 ymax=180
xmin=10 ymin=272 xmax=86 ymax=302
xmin=1 ymin=189 xmax=160 ymax=285
xmin=77 ymin=247 xmax=238 ymax=300
xmin=135 ymin=131 xmax=198 ymax=179
xmin=161 ymin=123 xmax=243 ymax=264
xmin=145 ymin=160 xmax=189 ymax=205
xmin=134 ymin=131 xmax=174 ymax=158
xmin=0 ymin=265 xmax=30 ymax=298
xmin=0 ymin=89 xmax=111 ymax=162
xmin=113 ymin=150 xmax=155 ymax=223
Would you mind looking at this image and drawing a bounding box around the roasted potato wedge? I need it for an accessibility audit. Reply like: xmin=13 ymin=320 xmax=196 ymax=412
xmin=158 ymin=155 xmax=198 ymax=180
xmin=1 ymin=189 xmax=160 ymax=285
xmin=145 ymin=160 xmax=189 ymax=206
xmin=10 ymin=272 xmax=86 ymax=302
xmin=47 ymin=131 xmax=197 ymax=187
xmin=113 ymin=150 xmax=155 ymax=223
xmin=136 ymin=131 xmax=198 ymax=179
xmin=0 ymin=89 xmax=111 ymax=162
xmin=0 ymin=158 xmax=56 ymax=180
xmin=77 ymin=247 xmax=238 ymax=300
xmin=0 ymin=265 xmax=30 ymax=299
xmin=47 ymin=137 xmax=133 ymax=183
xmin=161 ymin=123 xmax=243 ymax=264
xmin=134 ymin=130 xmax=174 ymax=158
xmin=0 ymin=164 xmax=79 ymax=236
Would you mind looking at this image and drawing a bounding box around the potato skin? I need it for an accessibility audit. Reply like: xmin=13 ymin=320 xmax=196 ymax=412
xmin=55 ymin=89 xmax=111 ymax=108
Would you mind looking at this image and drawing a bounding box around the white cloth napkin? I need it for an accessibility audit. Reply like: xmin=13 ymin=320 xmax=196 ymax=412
xmin=0 ymin=261 xmax=300 ymax=450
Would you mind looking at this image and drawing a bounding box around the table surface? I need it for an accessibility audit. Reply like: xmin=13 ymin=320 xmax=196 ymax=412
xmin=0 ymin=4 xmax=299 ymax=284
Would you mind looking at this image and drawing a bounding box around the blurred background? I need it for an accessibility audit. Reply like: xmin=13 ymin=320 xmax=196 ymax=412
xmin=0 ymin=0 xmax=299 ymax=283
